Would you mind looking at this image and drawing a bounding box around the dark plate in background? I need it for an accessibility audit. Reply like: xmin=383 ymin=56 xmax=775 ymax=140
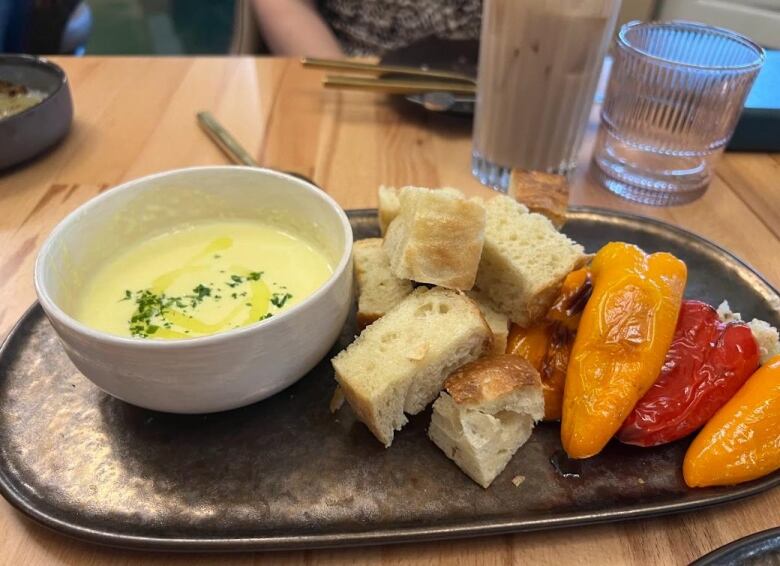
xmin=381 ymin=36 xmax=479 ymax=78
xmin=380 ymin=37 xmax=478 ymax=115
xmin=0 ymin=208 xmax=778 ymax=551
xmin=0 ymin=54 xmax=73 ymax=170
xmin=692 ymin=527 xmax=780 ymax=566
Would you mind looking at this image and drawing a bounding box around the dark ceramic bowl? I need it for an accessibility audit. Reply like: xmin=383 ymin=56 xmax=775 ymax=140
xmin=0 ymin=55 xmax=73 ymax=170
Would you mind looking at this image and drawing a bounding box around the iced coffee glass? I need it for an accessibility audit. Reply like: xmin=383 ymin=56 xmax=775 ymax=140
xmin=472 ymin=0 xmax=620 ymax=191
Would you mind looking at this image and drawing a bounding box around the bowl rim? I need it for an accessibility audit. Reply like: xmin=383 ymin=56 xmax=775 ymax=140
xmin=0 ymin=54 xmax=68 ymax=123
xmin=34 ymin=165 xmax=354 ymax=349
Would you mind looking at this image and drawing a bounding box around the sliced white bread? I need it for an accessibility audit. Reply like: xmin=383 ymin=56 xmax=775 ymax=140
xmin=429 ymin=355 xmax=544 ymax=488
xmin=475 ymin=195 xmax=588 ymax=327
xmin=467 ymin=290 xmax=509 ymax=355
xmin=717 ymin=300 xmax=780 ymax=364
xmin=332 ymin=287 xmax=492 ymax=446
xmin=378 ymin=185 xmax=400 ymax=235
xmin=383 ymin=187 xmax=486 ymax=290
xmin=353 ymin=238 xmax=413 ymax=328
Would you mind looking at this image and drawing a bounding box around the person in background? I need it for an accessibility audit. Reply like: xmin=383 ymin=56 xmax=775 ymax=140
xmin=251 ymin=0 xmax=481 ymax=57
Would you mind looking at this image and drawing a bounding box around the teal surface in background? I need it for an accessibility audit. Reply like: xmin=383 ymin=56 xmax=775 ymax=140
xmin=729 ymin=50 xmax=780 ymax=152
xmin=87 ymin=0 xmax=235 ymax=55
xmin=743 ymin=50 xmax=779 ymax=110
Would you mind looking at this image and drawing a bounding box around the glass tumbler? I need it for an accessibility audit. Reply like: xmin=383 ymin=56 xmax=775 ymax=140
xmin=593 ymin=21 xmax=764 ymax=206
xmin=472 ymin=0 xmax=620 ymax=192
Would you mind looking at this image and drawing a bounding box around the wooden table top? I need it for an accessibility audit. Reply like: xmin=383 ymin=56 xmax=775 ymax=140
xmin=0 ymin=56 xmax=778 ymax=565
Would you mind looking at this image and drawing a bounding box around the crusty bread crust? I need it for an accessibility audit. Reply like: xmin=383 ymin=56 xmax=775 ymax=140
xmin=383 ymin=187 xmax=486 ymax=290
xmin=445 ymin=355 xmax=541 ymax=406
xmin=509 ymin=169 xmax=569 ymax=229
xmin=429 ymin=353 xmax=544 ymax=487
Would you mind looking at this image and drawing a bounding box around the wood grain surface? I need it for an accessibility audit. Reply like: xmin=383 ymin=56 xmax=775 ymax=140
xmin=0 ymin=57 xmax=778 ymax=566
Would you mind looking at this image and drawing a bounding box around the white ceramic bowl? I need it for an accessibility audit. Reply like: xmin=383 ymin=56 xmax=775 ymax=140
xmin=34 ymin=166 xmax=353 ymax=413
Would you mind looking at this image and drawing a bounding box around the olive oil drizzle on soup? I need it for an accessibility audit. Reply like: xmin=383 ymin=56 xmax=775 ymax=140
xmin=76 ymin=221 xmax=333 ymax=339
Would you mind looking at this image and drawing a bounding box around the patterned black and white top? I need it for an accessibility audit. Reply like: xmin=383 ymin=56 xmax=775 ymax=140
xmin=320 ymin=0 xmax=482 ymax=56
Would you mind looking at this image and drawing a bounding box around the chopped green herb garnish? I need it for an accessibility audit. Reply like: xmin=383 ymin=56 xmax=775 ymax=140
xmin=213 ymin=254 xmax=221 ymax=258
xmin=270 ymin=292 xmax=293 ymax=309
xmin=192 ymin=284 xmax=211 ymax=300
xmin=124 ymin=267 xmax=280 ymax=337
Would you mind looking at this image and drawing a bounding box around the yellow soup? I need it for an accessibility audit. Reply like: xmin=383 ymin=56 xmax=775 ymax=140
xmin=76 ymin=220 xmax=333 ymax=339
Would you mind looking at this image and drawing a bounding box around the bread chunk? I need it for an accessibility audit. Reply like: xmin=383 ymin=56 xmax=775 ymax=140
xmin=467 ymin=290 xmax=509 ymax=355
xmin=476 ymin=195 xmax=588 ymax=326
xmin=353 ymin=238 xmax=413 ymax=328
xmin=509 ymin=169 xmax=569 ymax=228
xmin=383 ymin=187 xmax=486 ymax=290
xmin=378 ymin=185 xmax=400 ymax=235
xmin=429 ymin=355 xmax=544 ymax=488
xmin=717 ymin=300 xmax=780 ymax=364
xmin=332 ymin=287 xmax=492 ymax=446
xmin=379 ymin=186 xmax=464 ymax=235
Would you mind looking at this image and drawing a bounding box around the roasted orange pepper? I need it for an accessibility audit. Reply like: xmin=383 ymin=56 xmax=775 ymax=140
xmin=547 ymin=267 xmax=591 ymax=331
xmin=540 ymin=326 xmax=573 ymax=421
xmin=506 ymin=324 xmax=551 ymax=371
xmin=506 ymin=268 xmax=592 ymax=420
xmin=561 ymin=242 xmax=687 ymax=459
xmin=683 ymin=355 xmax=780 ymax=487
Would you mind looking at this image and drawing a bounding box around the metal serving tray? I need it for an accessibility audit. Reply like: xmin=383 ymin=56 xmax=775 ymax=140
xmin=0 ymin=208 xmax=778 ymax=551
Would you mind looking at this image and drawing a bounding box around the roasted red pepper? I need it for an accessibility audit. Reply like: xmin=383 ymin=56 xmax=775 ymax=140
xmin=618 ymin=300 xmax=759 ymax=447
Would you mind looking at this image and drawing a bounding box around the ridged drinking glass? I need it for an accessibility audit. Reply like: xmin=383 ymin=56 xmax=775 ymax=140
xmin=593 ymin=21 xmax=764 ymax=206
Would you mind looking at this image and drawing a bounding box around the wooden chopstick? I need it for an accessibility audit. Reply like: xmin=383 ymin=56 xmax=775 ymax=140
xmin=323 ymin=75 xmax=477 ymax=95
xmin=303 ymin=57 xmax=476 ymax=84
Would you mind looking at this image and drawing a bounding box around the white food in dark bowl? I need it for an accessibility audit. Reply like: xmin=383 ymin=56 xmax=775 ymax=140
xmin=0 ymin=54 xmax=73 ymax=169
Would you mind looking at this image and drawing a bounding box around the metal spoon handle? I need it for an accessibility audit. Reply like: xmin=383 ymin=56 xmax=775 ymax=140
xmin=196 ymin=111 xmax=258 ymax=167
